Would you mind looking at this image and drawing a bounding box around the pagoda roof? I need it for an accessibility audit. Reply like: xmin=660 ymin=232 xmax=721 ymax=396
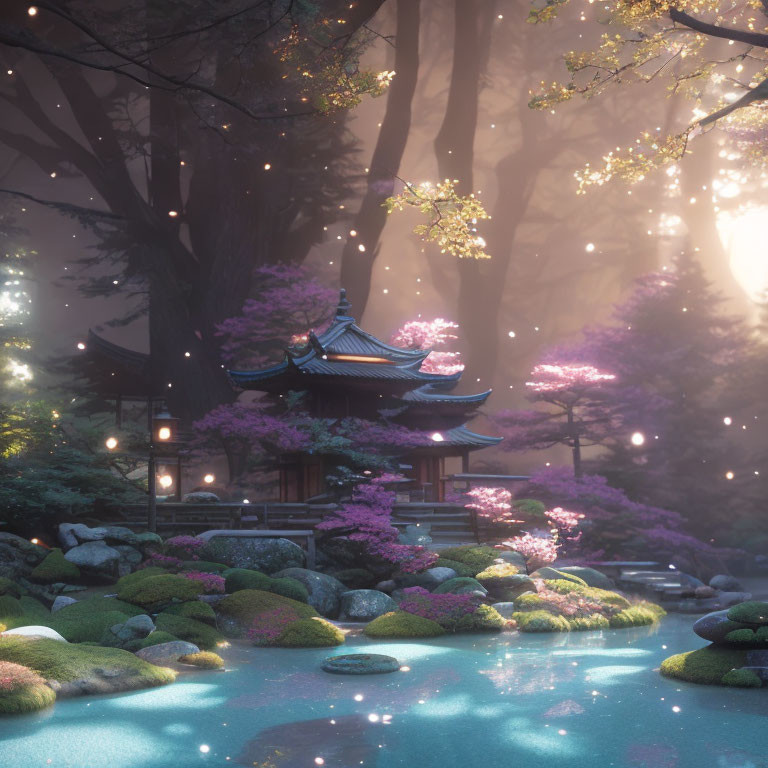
xmin=400 ymin=385 xmax=493 ymax=406
xmin=228 ymin=289 xmax=462 ymax=392
xmin=417 ymin=425 xmax=503 ymax=451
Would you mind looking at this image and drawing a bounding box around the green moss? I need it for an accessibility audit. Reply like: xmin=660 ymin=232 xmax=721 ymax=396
xmin=433 ymin=577 xmax=486 ymax=595
xmin=454 ymin=604 xmax=506 ymax=633
xmin=533 ymin=567 xmax=587 ymax=586
xmin=0 ymin=595 xmax=24 ymax=618
xmin=568 ymin=614 xmax=610 ymax=631
xmin=757 ymin=626 xmax=768 ymax=642
xmin=178 ymin=651 xmax=224 ymax=669
xmin=223 ymin=568 xmax=272 ymax=593
xmin=179 ymin=561 xmax=228 ymax=573
xmin=118 ymin=574 xmax=204 ymax=610
xmin=0 ymin=636 xmax=176 ymax=690
xmin=0 ymin=578 xmax=23 ymax=598
xmin=276 ymin=617 xmax=345 ymax=648
xmin=115 ymin=567 xmax=167 ymax=591
xmin=54 ymin=597 xmax=145 ymax=621
xmin=433 ymin=558 xmax=476 ymax=577
xmin=721 ymin=668 xmax=763 ymax=688
xmin=727 ymin=601 xmax=768 ymax=625
xmin=29 ymin=549 xmax=80 ymax=584
xmin=725 ymin=628 xmax=756 ymax=643
xmin=585 ymin=588 xmax=631 ymax=609
xmin=364 ymin=611 xmax=445 ymax=638
xmin=217 ymin=589 xmax=318 ymax=627
xmin=162 ymin=601 xmax=216 ymax=625
xmin=19 ymin=597 xmax=49 ymax=621
xmin=125 ymin=631 xmax=179 ymax=651
xmin=609 ymin=605 xmax=658 ymax=628
xmin=154 ymin=613 xmax=223 ymax=650
xmin=438 ymin=546 xmax=499 ymax=575
xmin=0 ymin=681 xmax=57 ymax=715
xmin=268 ymin=577 xmax=309 ymax=603
xmin=53 ymin=611 xmax=132 ymax=644
xmin=512 ymin=593 xmax=548 ymax=612
xmin=660 ymin=645 xmax=749 ymax=685
xmin=512 ymin=610 xmax=571 ymax=632
xmin=475 ymin=562 xmax=519 ymax=581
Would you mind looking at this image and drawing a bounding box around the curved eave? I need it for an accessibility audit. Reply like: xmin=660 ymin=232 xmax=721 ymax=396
xmin=417 ymin=426 xmax=503 ymax=451
xmin=227 ymin=359 xmax=291 ymax=388
xmin=400 ymin=386 xmax=493 ymax=406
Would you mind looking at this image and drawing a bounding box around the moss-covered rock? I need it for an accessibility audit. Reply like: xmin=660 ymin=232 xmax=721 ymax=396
xmin=454 ymin=604 xmax=506 ymax=633
xmin=216 ymin=589 xmax=317 ymax=638
xmin=513 ymin=610 xmax=571 ymax=632
xmin=531 ymin=567 xmax=587 ymax=586
xmin=179 ymin=561 xmax=228 ymax=574
xmin=0 ymin=595 xmax=24 ymax=619
xmin=125 ymin=631 xmax=179 ymax=651
xmin=432 ymin=577 xmax=487 ymax=596
xmin=118 ymin=574 xmax=204 ymax=610
xmin=727 ymin=601 xmax=768 ymax=626
xmin=52 ymin=611 xmax=132 ymax=644
xmin=115 ymin=567 xmax=167 ymax=591
xmin=569 ymin=614 xmax=611 ymax=631
xmin=179 ymin=651 xmax=224 ymax=669
xmin=660 ymin=645 xmax=749 ymax=686
xmin=721 ymin=668 xmax=763 ymax=687
xmin=609 ymin=605 xmax=659 ymax=629
xmin=725 ymin=628 xmax=757 ymax=644
xmin=162 ymin=601 xmax=216 ymax=625
xmin=432 ymin=559 xmax=477 ymax=578
xmin=154 ymin=613 xmax=223 ymax=650
xmin=0 ymin=660 xmax=56 ymax=715
xmin=29 ymin=549 xmax=80 ymax=585
xmin=54 ymin=597 xmax=145 ymax=621
xmin=276 ymin=617 xmax=345 ymax=648
xmin=0 ymin=635 xmax=175 ymax=697
xmin=364 ymin=611 xmax=445 ymax=638
xmin=223 ymin=568 xmax=272 ymax=593
xmin=0 ymin=578 xmax=23 ymax=599
xmin=269 ymin=577 xmax=309 ymax=603
xmin=437 ymin=546 xmax=499 ymax=575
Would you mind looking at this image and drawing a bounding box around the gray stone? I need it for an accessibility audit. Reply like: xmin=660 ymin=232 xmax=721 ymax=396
xmin=433 ymin=577 xmax=488 ymax=596
xmin=746 ymin=650 xmax=768 ymax=666
xmin=693 ymin=609 xmax=750 ymax=643
xmin=0 ymin=533 xmax=47 ymax=562
xmin=202 ymin=537 xmax=305 ymax=574
xmin=495 ymin=550 xmax=528 ymax=570
xmin=52 ymin=596 xmax=78 ymax=612
xmin=64 ymin=541 xmax=121 ymax=572
xmin=129 ymin=532 xmax=164 ymax=548
xmin=183 ymin=491 xmax=220 ymax=503
xmin=395 ymin=567 xmax=458 ymax=591
xmin=738 ymin=666 xmax=768 ymax=683
xmin=677 ymin=572 xmax=706 ymax=589
xmin=124 ymin=614 xmax=156 ymax=636
xmin=478 ymin=572 xmax=536 ymax=601
xmin=135 ymin=641 xmax=199 ymax=664
xmin=59 ymin=523 xmax=108 ymax=549
xmin=338 ymin=590 xmax=397 ymax=622
xmin=321 ymin=654 xmax=400 ymax=675
xmin=491 ymin=602 xmax=517 ymax=619
xmin=374 ymin=580 xmax=396 ymax=593
xmin=557 ymin=566 xmax=615 ymax=590
xmin=2 ymin=625 xmax=67 ymax=642
xmin=273 ymin=567 xmax=348 ymax=617
xmin=709 ymin=574 xmax=743 ymax=592
xmin=0 ymin=535 xmax=46 ymax=580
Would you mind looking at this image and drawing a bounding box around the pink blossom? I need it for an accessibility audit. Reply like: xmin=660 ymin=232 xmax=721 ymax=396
xmin=500 ymin=533 xmax=559 ymax=571
xmin=465 ymin=486 xmax=524 ymax=524
xmin=390 ymin=318 xmax=465 ymax=375
xmin=399 ymin=586 xmax=480 ymax=630
xmin=182 ymin=571 xmax=225 ymax=594
xmin=247 ymin=606 xmax=300 ymax=646
xmin=526 ymin=364 xmax=616 ymax=393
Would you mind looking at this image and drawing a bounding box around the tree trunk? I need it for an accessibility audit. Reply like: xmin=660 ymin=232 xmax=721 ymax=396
xmin=339 ymin=0 xmax=421 ymax=314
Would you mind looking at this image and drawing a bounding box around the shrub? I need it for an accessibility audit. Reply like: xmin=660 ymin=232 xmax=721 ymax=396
xmin=29 ymin=549 xmax=80 ymax=584
xmin=162 ymin=601 xmax=216 ymax=625
xmin=224 ymin=569 xmax=272 ymax=593
xmin=0 ymin=636 xmax=176 ymax=691
xmin=118 ymin=574 xmax=204 ymax=610
xmin=453 ymin=604 xmax=506 ymax=633
xmin=721 ymin=668 xmax=763 ymax=688
xmin=164 ymin=536 xmax=205 ymax=559
xmin=727 ymin=601 xmax=768 ymax=625
xmin=513 ymin=610 xmax=571 ymax=632
xmin=140 ymin=553 xmax=183 ymax=570
xmin=54 ymin=597 xmax=145 ymax=621
xmin=53 ymin=611 xmax=131 ymax=643
xmin=398 ymin=587 xmax=479 ymax=630
xmin=757 ymin=626 xmax=768 ymax=642
xmin=440 ymin=546 xmax=500 ymax=575
xmin=276 ymin=617 xmax=345 ymax=648
xmin=154 ymin=614 xmax=223 ymax=650
xmin=660 ymin=646 xmax=748 ymax=685
xmin=182 ymin=571 xmax=225 ymax=595
xmin=0 ymin=661 xmax=56 ymax=715
xmin=179 ymin=651 xmax=224 ymax=669
xmin=268 ymin=577 xmax=309 ymax=603
xmin=609 ymin=605 xmax=659 ymax=629
xmin=0 ymin=578 xmax=22 ymax=598
xmin=433 ymin=558 xmax=476 ymax=577
xmin=364 ymin=611 xmax=445 ymax=638
xmin=433 ymin=577 xmax=486 ymax=595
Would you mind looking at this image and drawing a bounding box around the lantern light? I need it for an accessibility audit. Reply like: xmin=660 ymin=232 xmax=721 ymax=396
xmin=203 ymin=473 xmax=215 ymax=484
xmin=158 ymin=427 xmax=171 ymax=441
xmin=158 ymin=474 xmax=173 ymax=489
xmin=105 ymin=436 xmax=118 ymax=450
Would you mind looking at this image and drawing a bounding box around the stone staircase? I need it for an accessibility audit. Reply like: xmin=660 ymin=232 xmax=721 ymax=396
xmin=392 ymin=504 xmax=476 ymax=546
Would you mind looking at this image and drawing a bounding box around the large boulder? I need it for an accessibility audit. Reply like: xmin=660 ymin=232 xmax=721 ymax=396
xmin=58 ymin=523 xmax=108 ymax=549
xmin=102 ymin=613 xmax=156 ymax=646
xmin=693 ymin=609 xmax=750 ymax=644
xmin=0 ymin=534 xmax=46 ymax=580
xmin=338 ymin=590 xmax=397 ymax=622
xmin=433 ymin=577 xmax=487 ymax=597
xmin=495 ymin=550 xmax=527 ymax=570
xmin=490 ymin=602 xmax=517 ymax=619
xmin=201 ymin=537 xmax=305 ymax=574
xmin=395 ymin=567 xmax=458 ymax=591
xmin=113 ymin=545 xmax=143 ymax=577
xmin=64 ymin=541 xmax=121 ymax=575
xmin=557 ymin=566 xmax=615 ymax=590
xmin=135 ymin=640 xmax=200 ymax=665
xmin=273 ymin=568 xmax=347 ymax=618
xmin=182 ymin=491 xmax=220 ymax=503
xmin=2 ymin=625 xmax=67 ymax=642
xmin=709 ymin=574 xmax=743 ymax=592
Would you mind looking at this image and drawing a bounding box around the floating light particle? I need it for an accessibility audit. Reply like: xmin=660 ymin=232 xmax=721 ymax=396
xmin=672 ymin=706 xmax=681 ymax=713
xmin=585 ymin=242 xmax=595 ymax=252
xmin=105 ymin=437 xmax=118 ymax=450
xmin=558 ymin=729 xmax=567 ymax=735
xmin=350 ymin=230 xmax=357 ymax=237
xmin=400 ymin=666 xmax=410 ymax=671
xmin=723 ymin=416 xmax=732 ymax=425
xmin=199 ymin=744 xmax=210 ymax=753
xmin=354 ymin=694 xmax=364 ymax=702
xmin=158 ymin=474 xmax=173 ymax=489
xmin=168 ymin=210 xmax=178 ymax=217
xmin=184 ymin=351 xmax=191 ymax=357
xmin=431 ymin=432 xmax=444 ymax=442
xmin=358 ymin=244 xmax=366 ymax=252
xmin=368 ymin=714 xmax=380 ymax=723
xmin=76 ymin=342 xmax=86 ymax=350
xmin=725 ymin=471 xmax=734 ymax=480
xmin=315 ymin=760 xmax=325 ymax=766
xmin=28 ymin=6 xmax=38 ymax=15
xmin=508 ymin=331 xmax=516 ymax=338
xmin=264 ymin=163 xmax=271 ymax=170
xmin=631 ymin=432 xmax=645 ymax=446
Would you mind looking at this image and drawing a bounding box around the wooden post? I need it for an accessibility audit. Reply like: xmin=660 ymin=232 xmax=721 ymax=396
xmin=147 ymin=447 xmax=157 ymax=533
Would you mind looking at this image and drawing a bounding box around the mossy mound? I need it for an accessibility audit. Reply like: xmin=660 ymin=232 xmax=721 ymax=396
xmin=154 ymin=613 xmax=223 ymax=650
xmin=330 ymin=569 xmax=377 ymax=589
xmin=0 ymin=595 xmax=24 ymax=618
xmin=125 ymin=631 xmax=179 ymax=651
xmin=609 ymin=604 xmax=665 ymax=629
xmin=513 ymin=610 xmax=571 ymax=632
xmin=217 ymin=589 xmax=318 ymax=638
xmin=276 ymin=617 xmax=345 ymax=648
xmin=115 ymin=567 xmax=167 ymax=591
xmin=19 ymin=597 xmax=50 ymax=622
xmin=117 ymin=574 xmax=204 ymax=610
xmin=437 ymin=546 xmax=499 ymax=575
xmin=531 ymin=567 xmax=587 ymax=586
xmin=162 ymin=601 xmax=216 ymax=625
xmin=0 ymin=661 xmax=56 ymax=715
xmin=224 ymin=569 xmax=309 ymax=603
xmin=433 ymin=577 xmax=487 ymax=595
xmin=544 ymin=580 xmax=632 ymax=609
xmin=179 ymin=561 xmax=228 ymax=574
xmin=53 ymin=611 xmax=131 ymax=644
xmin=0 ymin=578 xmax=23 ymax=599
xmin=727 ymin=601 xmax=768 ymax=626
xmin=721 ymin=668 xmax=763 ymax=688
xmin=179 ymin=651 xmax=224 ymax=669
xmin=269 ymin=577 xmax=309 ymax=603
xmin=364 ymin=611 xmax=445 ymax=638
xmin=475 ymin=562 xmax=519 ymax=581
xmin=660 ymin=645 xmax=750 ymax=686
xmin=432 ymin=558 xmax=477 ymax=578
xmin=29 ymin=549 xmax=80 ymax=585
xmin=0 ymin=636 xmax=175 ymax=696
xmin=569 ymin=614 xmax=611 ymax=631
xmin=454 ymin=604 xmax=506 ymax=633
xmin=54 ymin=597 xmax=146 ymax=621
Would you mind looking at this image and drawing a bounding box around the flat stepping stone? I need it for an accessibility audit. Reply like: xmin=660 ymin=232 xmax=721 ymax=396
xmin=321 ymin=654 xmax=400 ymax=675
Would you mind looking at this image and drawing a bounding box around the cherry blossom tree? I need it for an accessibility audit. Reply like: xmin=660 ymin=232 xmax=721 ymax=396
xmin=390 ymin=318 xmax=464 ymax=376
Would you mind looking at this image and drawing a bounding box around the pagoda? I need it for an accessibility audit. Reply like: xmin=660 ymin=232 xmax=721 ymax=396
xmin=228 ymin=290 xmax=502 ymax=501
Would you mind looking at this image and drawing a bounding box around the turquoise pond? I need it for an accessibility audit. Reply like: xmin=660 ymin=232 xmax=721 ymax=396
xmin=1 ymin=614 xmax=766 ymax=768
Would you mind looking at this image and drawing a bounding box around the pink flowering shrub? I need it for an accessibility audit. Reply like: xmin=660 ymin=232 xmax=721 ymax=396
xmin=501 ymin=533 xmax=559 ymax=572
xmin=247 ymin=606 xmax=300 ymax=646
xmin=0 ymin=661 xmax=45 ymax=692
xmin=465 ymin=487 xmax=525 ymax=525
xmin=165 ymin=535 xmax=205 ymax=559
xmin=398 ymin=587 xmax=480 ymax=630
xmin=183 ymin=571 xmax=225 ymax=594
xmin=139 ymin=553 xmax=183 ymax=570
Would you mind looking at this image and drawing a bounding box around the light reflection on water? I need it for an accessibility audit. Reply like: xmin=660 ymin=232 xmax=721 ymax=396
xmin=0 ymin=614 xmax=766 ymax=768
